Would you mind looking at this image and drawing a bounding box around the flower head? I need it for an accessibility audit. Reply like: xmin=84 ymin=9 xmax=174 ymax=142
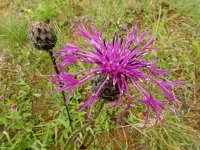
xmin=52 ymin=21 xmax=181 ymax=126
xmin=10 ymin=104 xmax=18 ymax=111
xmin=29 ymin=21 xmax=57 ymax=51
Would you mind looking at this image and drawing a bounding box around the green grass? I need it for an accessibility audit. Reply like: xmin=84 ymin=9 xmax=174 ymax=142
xmin=0 ymin=16 xmax=28 ymax=47
xmin=0 ymin=0 xmax=200 ymax=149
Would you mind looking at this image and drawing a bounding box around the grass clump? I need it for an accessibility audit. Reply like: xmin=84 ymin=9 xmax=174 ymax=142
xmin=144 ymin=116 xmax=200 ymax=150
xmin=0 ymin=15 xmax=28 ymax=47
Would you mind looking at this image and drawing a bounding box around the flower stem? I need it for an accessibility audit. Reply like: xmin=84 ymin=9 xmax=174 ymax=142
xmin=48 ymin=50 xmax=74 ymax=132
xmin=64 ymin=101 xmax=105 ymax=149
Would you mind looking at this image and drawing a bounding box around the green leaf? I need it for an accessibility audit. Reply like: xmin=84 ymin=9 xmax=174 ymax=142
xmin=33 ymin=93 xmax=42 ymax=97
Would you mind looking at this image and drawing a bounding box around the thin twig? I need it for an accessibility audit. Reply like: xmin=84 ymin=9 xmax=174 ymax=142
xmin=64 ymin=101 xmax=105 ymax=149
xmin=48 ymin=50 xmax=74 ymax=132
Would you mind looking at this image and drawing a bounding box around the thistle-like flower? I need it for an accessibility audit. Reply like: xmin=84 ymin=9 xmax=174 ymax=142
xmin=10 ymin=104 xmax=18 ymax=110
xmin=52 ymin=21 xmax=181 ymax=126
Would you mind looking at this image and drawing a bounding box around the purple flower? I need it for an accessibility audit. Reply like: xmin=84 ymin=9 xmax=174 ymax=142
xmin=10 ymin=104 xmax=18 ymax=110
xmin=52 ymin=21 xmax=181 ymax=126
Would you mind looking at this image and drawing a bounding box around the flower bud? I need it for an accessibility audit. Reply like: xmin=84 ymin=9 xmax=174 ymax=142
xmin=29 ymin=21 xmax=57 ymax=51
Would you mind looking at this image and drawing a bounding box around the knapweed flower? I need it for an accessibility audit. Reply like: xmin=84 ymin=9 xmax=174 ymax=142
xmin=52 ymin=21 xmax=181 ymax=126
xmin=10 ymin=104 xmax=18 ymax=111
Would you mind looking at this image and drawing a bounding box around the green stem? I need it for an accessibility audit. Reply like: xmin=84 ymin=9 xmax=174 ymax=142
xmin=48 ymin=50 xmax=74 ymax=132
xmin=64 ymin=101 xmax=105 ymax=149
